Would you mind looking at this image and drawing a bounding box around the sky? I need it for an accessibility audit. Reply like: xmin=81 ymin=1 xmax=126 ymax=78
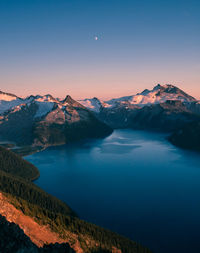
xmin=0 ymin=0 xmax=200 ymax=100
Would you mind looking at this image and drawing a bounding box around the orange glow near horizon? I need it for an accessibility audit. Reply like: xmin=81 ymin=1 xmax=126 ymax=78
xmin=1 ymin=79 xmax=200 ymax=101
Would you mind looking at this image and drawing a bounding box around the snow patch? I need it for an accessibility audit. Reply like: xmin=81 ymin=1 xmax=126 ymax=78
xmin=78 ymin=98 xmax=102 ymax=112
xmin=0 ymin=99 xmax=23 ymax=114
xmin=0 ymin=94 xmax=17 ymax=101
xmin=78 ymin=98 xmax=113 ymax=112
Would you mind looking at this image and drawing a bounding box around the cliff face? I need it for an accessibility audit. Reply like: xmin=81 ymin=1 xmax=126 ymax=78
xmin=0 ymin=213 xmax=39 ymax=253
xmin=0 ymin=213 xmax=75 ymax=253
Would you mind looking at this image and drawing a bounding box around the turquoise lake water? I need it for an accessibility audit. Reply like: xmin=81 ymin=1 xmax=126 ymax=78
xmin=26 ymin=129 xmax=200 ymax=253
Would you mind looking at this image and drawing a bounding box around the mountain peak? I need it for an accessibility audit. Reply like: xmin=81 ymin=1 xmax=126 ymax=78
xmin=153 ymin=84 xmax=162 ymax=90
xmin=153 ymin=84 xmax=177 ymax=91
xmin=103 ymin=84 xmax=196 ymax=109
xmin=63 ymin=95 xmax=74 ymax=104
xmin=93 ymin=97 xmax=100 ymax=101
xmin=62 ymin=95 xmax=85 ymax=109
xmin=140 ymin=89 xmax=150 ymax=95
xmin=138 ymin=84 xmax=182 ymax=97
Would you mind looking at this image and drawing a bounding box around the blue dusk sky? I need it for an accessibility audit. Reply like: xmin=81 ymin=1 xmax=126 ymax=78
xmin=0 ymin=0 xmax=200 ymax=99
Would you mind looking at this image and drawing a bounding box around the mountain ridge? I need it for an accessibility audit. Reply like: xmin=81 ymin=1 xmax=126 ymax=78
xmin=0 ymin=84 xmax=197 ymax=115
xmin=77 ymin=84 xmax=200 ymax=132
xmin=0 ymin=91 xmax=113 ymax=154
xmin=1 ymin=84 xmax=200 ymax=152
xmin=78 ymin=84 xmax=197 ymax=112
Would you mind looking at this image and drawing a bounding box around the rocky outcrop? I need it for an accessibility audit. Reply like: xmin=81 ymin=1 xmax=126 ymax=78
xmin=0 ymin=214 xmax=75 ymax=252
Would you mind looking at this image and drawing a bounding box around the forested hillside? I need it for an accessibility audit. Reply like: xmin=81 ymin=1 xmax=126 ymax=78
xmin=0 ymin=146 xmax=39 ymax=180
xmin=169 ymin=120 xmax=200 ymax=151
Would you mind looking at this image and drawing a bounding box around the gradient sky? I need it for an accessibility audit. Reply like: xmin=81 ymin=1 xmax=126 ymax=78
xmin=0 ymin=0 xmax=200 ymax=100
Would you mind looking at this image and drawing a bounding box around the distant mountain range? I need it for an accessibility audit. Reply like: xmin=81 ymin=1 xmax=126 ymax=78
xmin=0 ymin=91 xmax=112 ymax=153
xmin=0 ymin=84 xmax=200 ymax=152
xmin=79 ymin=84 xmax=200 ymax=132
xmin=78 ymin=84 xmax=197 ymax=112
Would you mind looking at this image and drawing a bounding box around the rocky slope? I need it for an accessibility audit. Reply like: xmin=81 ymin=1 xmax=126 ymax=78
xmin=0 ymin=213 xmax=75 ymax=253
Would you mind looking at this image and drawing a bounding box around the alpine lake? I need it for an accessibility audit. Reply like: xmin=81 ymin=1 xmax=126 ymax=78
xmin=26 ymin=129 xmax=200 ymax=253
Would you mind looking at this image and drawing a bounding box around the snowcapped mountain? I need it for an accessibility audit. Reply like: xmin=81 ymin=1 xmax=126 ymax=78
xmin=1 ymin=84 xmax=194 ymax=118
xmin=0 ymin=91 xmax=25 ymax=114
xmin=107 ymin=84 xmax=196 ymax=106
xmin=78 ymin=84 xmax=196 ymax=112
xmin=0 ymin=84 xmax=199 ymax=150
xmin=0 ymin=91 xmax=112 ymax=149
xmin=0 ymin=92 xmax=59 ymax=117
xmin=78 ymin=84 xmax=199 ymax=131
